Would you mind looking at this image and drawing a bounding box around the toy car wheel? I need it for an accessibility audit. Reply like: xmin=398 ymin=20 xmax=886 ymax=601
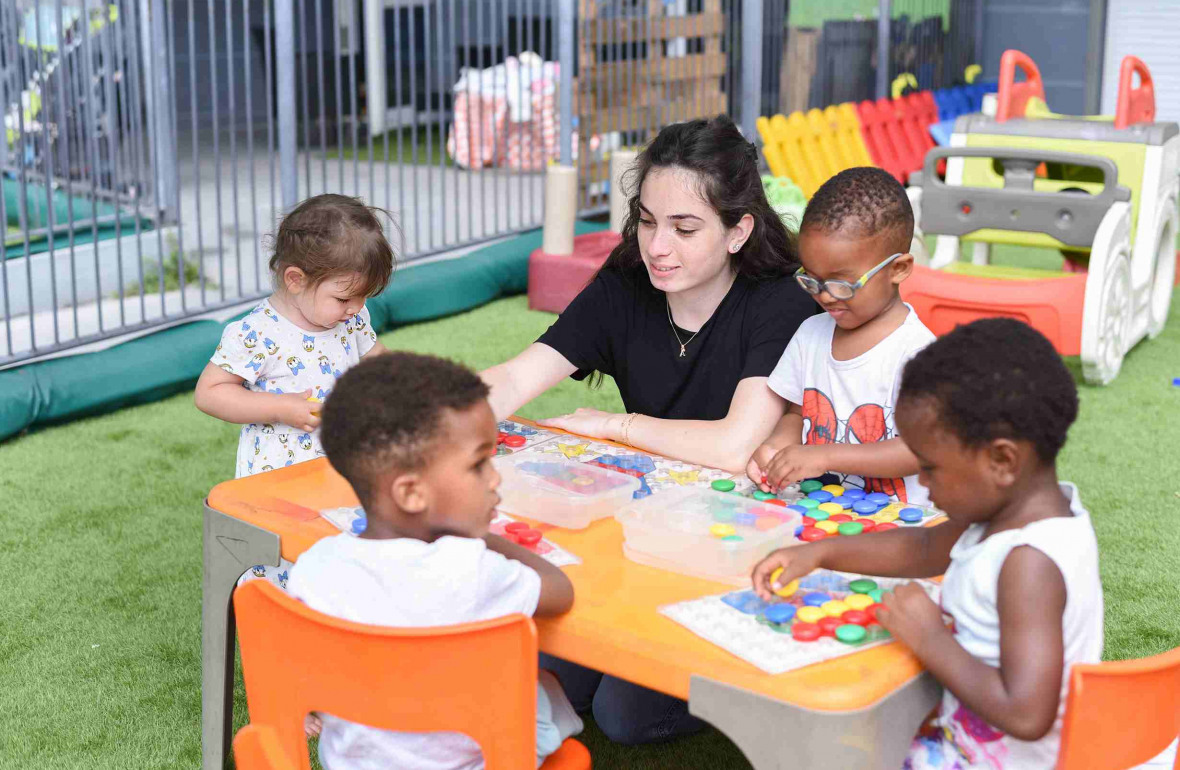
xmin=1147 ymin=208 xmax=1177 ymax=338
xmin=1083 ymin=252 xmax=1132 ymax=385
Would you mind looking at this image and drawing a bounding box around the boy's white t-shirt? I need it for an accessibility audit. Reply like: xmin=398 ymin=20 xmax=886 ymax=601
xmin=209 ymin=299 xmax=377 ymax=477
xmin=925 ymin=481 xmax=1103 ymax=768
xmin=767 ymin=305 xmax=935 ymax=504
xmin=287 ymin=534 xmax=542 ymax=770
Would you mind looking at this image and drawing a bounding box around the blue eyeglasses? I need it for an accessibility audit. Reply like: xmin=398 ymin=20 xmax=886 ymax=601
xmin=794 ymin=253 xmax=903 ymax=300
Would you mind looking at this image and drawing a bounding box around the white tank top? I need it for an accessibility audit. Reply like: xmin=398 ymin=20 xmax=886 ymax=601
xmin=932 ymin=481 xmax=1104 ymax=768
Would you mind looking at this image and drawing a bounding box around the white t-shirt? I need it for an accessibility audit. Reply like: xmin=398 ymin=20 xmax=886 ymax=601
xmin=767 ymin=305 xmax=935 ymax=504
xmin=929 ymin=482 xmax=1103 ymax=768
xmin=287 ymin=534 xmax=543 ymax=770
xmin=209 ymin=298 xmax=377 ymax=477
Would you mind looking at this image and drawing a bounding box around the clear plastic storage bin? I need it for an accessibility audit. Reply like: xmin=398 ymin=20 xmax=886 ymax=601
xmin=494 ymin=453 xmax=642 ymax=529
xmin=616 ymin=487 xmax=804 ymax=584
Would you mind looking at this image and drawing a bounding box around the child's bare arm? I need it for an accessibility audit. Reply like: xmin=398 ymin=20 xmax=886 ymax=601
xmin=484 ymin=533 xmax=574 ymax=617
xmin=879 ymin=547 xmax=1066 ymax=741
xmin=193 ymin=363 xmax=321 ymax=432
xmin=763 ymin=437 xmax=919 ymax=492
xmin=751 ymin=520 xmax=966 ymax=600
xmin=364 ymin=340 xmax=389 ymax=357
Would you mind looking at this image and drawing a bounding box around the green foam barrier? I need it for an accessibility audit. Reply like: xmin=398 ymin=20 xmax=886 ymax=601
xmin=0 ymin=220 xmax=608 ymax=442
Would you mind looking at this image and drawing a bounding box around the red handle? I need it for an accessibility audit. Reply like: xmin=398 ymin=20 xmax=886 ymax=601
xmin=996 ymin=49 xmax=1045 ymax=123
xmin=1115 ymin=56 xmax=1154 ymax=129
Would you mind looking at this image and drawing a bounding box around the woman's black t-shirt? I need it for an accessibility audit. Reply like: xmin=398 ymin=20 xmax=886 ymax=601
xmin=537 ymin=267 xmax=817 ymax=421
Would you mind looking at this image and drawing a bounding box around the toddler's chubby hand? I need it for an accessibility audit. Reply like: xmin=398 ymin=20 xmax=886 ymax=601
xmin=538 ymin=408 xmax=621 ymax=442
xmin=764 ymin=444 xmax=829 ymax=492
xmin=874 ymin=582 xmax=947 ymax=655
xmin=747 ymin=443 xmax=778 ymax=492
xmin=750 ymin=543 xmax=825 ymax=602
xmin=278 ymin=389 xmax=323 ymax=432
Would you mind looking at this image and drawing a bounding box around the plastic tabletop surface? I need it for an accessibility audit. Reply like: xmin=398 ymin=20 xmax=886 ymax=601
xmin=206 ymin=422 xmax=927 ymax=713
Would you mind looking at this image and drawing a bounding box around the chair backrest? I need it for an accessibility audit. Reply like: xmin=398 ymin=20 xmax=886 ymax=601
xmin=1057 ymin=646 xmax=1180 ymax=770
xmin=232 ymin=580 xmax=539 ymax=770
xmin=996 ymin=49 xmax=1046 ymax=122
xmin=1114 ymin=56 xmax=1155 ymax=130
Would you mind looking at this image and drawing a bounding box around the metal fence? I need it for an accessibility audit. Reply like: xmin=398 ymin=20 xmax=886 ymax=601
xmin=1 ymin=0 xmax=979 ymax=368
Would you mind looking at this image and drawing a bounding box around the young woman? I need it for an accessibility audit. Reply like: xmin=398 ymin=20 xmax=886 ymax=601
xmin=481 ymin=115 xmax=816 ymax=744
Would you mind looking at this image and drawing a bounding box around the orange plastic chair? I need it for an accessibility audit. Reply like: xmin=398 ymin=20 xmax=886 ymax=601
xmin=231 ymin=580 xmax=591 ymax=770
xmin=995 ymin=49 xmax=1046 ymax=123
xmin=1056 ymin=646 xmax=1180 ymax=770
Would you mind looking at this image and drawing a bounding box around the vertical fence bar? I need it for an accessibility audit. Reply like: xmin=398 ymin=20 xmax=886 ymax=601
xmin=112 ymin=0 xmax=134 ymax=323
xmin=461 ymin=0 xmax=471 ymax=242
xmin=296 ymin=0 xmax=311 ymax=197
xmin=244 ymin=0 xmax=259 ymax=294
xmin=876 ymin=0 xmax=891 ymax=99
xmin=739 ymin=0 xmax=761 ymax=140
xmin=264 ymin=0 xmax=275 ymax=231
xmin=393 ymin=5 xmax=406 ymax=243
xmin=188 ymin=0 xmax=205 ymax=303
xmin=366 ymin=3 xmax=375 ymax=211
xmin=0 ymin=3 xmax=12 ymax=354
xmin=54 ymin=0 xmax=77 ymax=337
xmin=276 ymin=0 xmax=298 ymax=211
xmin=434 ymin=0 xmax=445 ymax=242
xmin=558 ymin=0 xmax=573 ymax=167
xmin=224 ymin=0 xmax=241 ymax=299
xmin=407 ymin=4 xmax=419 ymax=253
xmin=423 ymin=0 xmax=435 ymax=245
xmin=166 ymin=0 xmax=186 ymax=310
xmin=150 ymin=0 xmax=177 ymax=223
xmin=207 ymin=0 xmax=225 ymax=297
xmin=475 ymin=0 xmax=486 ymax=238
xmin=349 ymin=4 xmax=358 ymax=198
xmin=314 ymin=0 xmax=326 ymax=194
xmin=79 ymin=0 xmax=103 ymax=333
xmin=147 ymin=0 xmax=168 ymax=312
xmin=32 ymin=1 xmax=60 ymax=344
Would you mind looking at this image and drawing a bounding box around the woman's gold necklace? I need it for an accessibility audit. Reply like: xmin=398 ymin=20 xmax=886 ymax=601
xmin=666 ymin=299 xmax=701 ymax=358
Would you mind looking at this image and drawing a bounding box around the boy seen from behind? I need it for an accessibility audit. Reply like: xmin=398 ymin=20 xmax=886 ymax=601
xmin=287 ymin=352 xmax=582 ymax=770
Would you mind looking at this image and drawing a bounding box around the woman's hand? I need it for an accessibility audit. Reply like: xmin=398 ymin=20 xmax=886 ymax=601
xmin=537 ymin=408 xmax=624 ymax=442
xmin=874 ymin=582 xmax=949 ymax=656
xmin=750 ymin=542 xmax=826 ymax=601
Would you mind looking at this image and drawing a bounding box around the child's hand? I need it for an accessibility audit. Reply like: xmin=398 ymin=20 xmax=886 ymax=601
xmin=747 ymin=443 xmax=778 ymax=492
xmin=750 ymin=543 xmax=825 ymax=601
xmin=764 ymin=444 xmax=830 ymax=491
xmin=278 ymin=389 xmax=323 ymax=432
xmin=874 ymin=582 xmax=947 ymax=656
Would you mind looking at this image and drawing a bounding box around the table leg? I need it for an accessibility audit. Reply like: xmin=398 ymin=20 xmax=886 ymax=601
xmin=202 ymin=505 xmax=280 ymax=770
xmin=689 ymin=672 xmax=942 ymax=770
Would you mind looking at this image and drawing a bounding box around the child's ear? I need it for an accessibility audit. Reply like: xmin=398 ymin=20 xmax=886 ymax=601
xmin=283 ymin=266 xmax=309 ymax=295
xmin=389 ymin=472 xmax=428 ymax=515
xmin=890 ymin=252 xmax=915 ymax=284
xmin=985 ymin=437 xmax=1022 ymax=487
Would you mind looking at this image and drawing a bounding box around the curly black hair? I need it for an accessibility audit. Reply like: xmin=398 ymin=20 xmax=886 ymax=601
xmin=800 ymin=167 xmax=914 ymax=254
xmin=898 ymin=318 xmax=1078 ymax=462
xmin=321 ymin=352 xmax=490 ymax=508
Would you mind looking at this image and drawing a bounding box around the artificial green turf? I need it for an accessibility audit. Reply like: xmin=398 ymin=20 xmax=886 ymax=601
xmin=1 ymin=291 xmax=1178 ymax=769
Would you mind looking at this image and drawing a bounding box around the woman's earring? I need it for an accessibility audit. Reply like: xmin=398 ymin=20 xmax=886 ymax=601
xmin=730 ymin=243 xmax=740 ymax=253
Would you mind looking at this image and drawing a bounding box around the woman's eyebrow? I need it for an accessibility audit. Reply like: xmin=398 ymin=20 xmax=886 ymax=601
xmin=637 ymin=203 xmax=703 ymax=222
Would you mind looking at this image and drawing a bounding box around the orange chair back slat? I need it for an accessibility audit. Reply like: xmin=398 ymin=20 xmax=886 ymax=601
xmin=996 ymin=49 xmax=1046 ymax=122
xmin=1057 ymin=646 xmax=1180 ymax=770
xmin=232 ymin=580 xmax=539 ymax=770
xmin=1115 ymin=56 xmax=1156 ymax=130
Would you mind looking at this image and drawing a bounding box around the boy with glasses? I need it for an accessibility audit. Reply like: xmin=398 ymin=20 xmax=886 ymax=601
xmin=748 ymin=167 xmax=935 ymax=504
